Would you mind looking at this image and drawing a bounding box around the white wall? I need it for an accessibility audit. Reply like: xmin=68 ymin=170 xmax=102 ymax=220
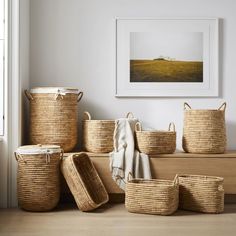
xmin=29 ymin=0 xmax=236 ymax=150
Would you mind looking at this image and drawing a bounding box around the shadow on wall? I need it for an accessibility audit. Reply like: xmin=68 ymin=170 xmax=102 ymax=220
xmin=226 ymin=121 xmax=236 ymax=150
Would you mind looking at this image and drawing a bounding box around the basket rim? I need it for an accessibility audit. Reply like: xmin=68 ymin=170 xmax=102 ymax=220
xmin=178 ymin=174 xmax=224 ymax=182
xmin=83 ymin=119 xmax=115 ymax=122
xmin=184 ymin=109 xmax=225 ymax=112
xmin=127 ymin=178 xmax=177 ymax=187
xmin=135 ymin=130 xmax=176 ymax=134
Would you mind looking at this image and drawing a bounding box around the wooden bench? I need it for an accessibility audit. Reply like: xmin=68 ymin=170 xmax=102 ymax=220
xmin=63 ymin=151 xmax=236 ymax=202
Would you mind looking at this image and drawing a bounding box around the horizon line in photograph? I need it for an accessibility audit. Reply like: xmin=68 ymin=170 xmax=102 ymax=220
xmin=130 ymin=31 xmax=203 ymax=83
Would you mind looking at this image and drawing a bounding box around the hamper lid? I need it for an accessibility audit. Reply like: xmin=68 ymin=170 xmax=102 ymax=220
xmin=30 ymin=87 xmax=79 ymax=95
xmin=16 ymin=145 xmax=62 ymax=155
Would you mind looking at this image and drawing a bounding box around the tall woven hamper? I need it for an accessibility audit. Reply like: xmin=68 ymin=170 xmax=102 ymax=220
xmin=125 ymin=174 xmax=179 ymax=215
xmin=61 ymin=153 xmax=109 ymax=211
xmin=182 ymin=102 xmax=227 ymax=154
xmin=135 ymin=122 xmax=176 ymax=154
xmin=15 ymin=145 xmax=62 ymax=212
xmin=178 ymin=174 xmax=224 ymax=213
xmin=25 ymin=87 xmax=83 ymax=152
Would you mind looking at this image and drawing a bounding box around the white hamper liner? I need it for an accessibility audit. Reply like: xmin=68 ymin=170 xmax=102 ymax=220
xmin=15 ymin=145 xmax=63 ymax=212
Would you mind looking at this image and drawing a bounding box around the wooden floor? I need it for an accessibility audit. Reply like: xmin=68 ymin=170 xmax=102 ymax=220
xmin=0 ymin=204 xmax=236 ymax=236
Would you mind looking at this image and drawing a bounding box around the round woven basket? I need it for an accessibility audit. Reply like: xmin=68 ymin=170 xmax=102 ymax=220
xmin=125 ymin=174 xmax=179 ymax=215
xmin=178 ymin=174 xmax=224 ymax=213
xmin=82 ymin=111 xmax=115 ymax=153
xmin=135 ymin=122 xmax=176 ymax=155
xmin=25 ymin=87 xmax=83 ymax=152
xmin=15 ymin=145 xmax=62 ymax=212
xmin=182 ymin=102 xmax=227 ymax=154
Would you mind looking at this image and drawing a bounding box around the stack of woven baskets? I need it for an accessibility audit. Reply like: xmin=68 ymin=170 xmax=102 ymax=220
xmin=15 ymin=87 xmax=227 ymax=214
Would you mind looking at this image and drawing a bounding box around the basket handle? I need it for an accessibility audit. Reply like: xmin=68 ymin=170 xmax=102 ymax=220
xmin=126 ymin=112 xmax=134 ymax=119
xmin=24 ymin=90 xmax=33 ymax=101
xmin=14 ymin=152 xmax=27 ymax=163
xmin=184 ymin=102 xmax=191 ymax=110
xmin=173 ymin=174 xmax=179 ymax=185
xmin=218 ymin=102 xmax=226 ymax=111
xmin=135 ymin=122 xmax=142 ymax=131
xmin=77 ymin=91 xmax=83 ymax=103
xmin=168 ymin=122 xmax=175 ymax=132
xmin=128 ymin=172 xmax=133 ymax=181
xmin=83 ymin=111 xmax=91 ymax=120
xmin=60 ymin=149 xmax=64 ymax=160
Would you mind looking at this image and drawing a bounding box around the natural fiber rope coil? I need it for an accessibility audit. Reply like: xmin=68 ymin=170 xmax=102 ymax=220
xmin=182 ymin=102 xmax=227 ymax=154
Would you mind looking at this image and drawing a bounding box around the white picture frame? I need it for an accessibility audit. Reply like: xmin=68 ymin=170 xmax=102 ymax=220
xmin=115 ymin=18 xmax=219 ymax=97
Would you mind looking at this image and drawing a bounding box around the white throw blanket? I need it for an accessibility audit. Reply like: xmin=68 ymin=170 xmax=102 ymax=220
xmin=109 ymin=117 xmax=152 ymax=190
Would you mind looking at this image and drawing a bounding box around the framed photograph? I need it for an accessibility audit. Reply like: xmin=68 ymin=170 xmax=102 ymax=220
xmin=115 ymin=18 xmax=219 ymax=97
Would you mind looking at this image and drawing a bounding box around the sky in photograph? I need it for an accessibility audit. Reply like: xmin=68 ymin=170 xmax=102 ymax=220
xmin=130 ymin=32 xmax=203 ymax=61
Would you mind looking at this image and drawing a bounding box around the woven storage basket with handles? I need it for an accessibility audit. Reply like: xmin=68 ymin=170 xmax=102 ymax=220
xmin=135 ymin=122 xmax=176 ymax=155
xmin=125 ymin=174 xmax=179 ymax=215
xmin=15 ymin=145 xmax=63 ymax=212
xmin=61 ymin=153 xmax=109 ymax=211
xmin=25 ymin=87 xmax=83 ymax=152
xmin=178 ymin=174 xmax=224 ymax=213
xmin=83 ymin=112 xmax=134 ymax=153
xmin=182 ymin=102 xmax=227 ymax=154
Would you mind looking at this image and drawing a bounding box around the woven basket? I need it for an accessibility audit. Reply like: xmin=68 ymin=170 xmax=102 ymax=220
xmin=61 ymin=153 xmax=109 ymax=211
xmin=125 ymin=174 xmax=179 ymax=215
xmin=83 ymin=112 xmax=134 ymax=153
xmin=178 ymin=174 xmax=224 ymax=213
xmin=135 ymin=122 xmax=176 ymax=155
xmin=15 ymin=145 xmax=62 ymax=212
xmin=25 ymin=87 xmax=83 ymax=152
xmin=182 ymin=102 xmax=227 ymax=154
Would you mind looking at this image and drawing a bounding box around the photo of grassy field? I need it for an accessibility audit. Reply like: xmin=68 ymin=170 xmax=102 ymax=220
xmin=130 ymin=59 xmax=203 ymax=83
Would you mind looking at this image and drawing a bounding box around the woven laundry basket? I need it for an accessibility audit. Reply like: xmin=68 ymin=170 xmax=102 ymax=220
xmin=178 ymin=174 xmax=224 ymax=213
xmin=61 ymin=153 xmax=109 ymax=211
xmin=125 ymin=174 xmax=179 ymax=215
xmin=182 ymin=102 xmax=227 ymax=154
xmin=83 ymin=112 xmax=134 ymax=153
xmin=25 ymin=87 xmax=83 ymax=152
xmin=15 ymin=145 xmax=62 ymax=212
xmin=135 ymin=122 xmax=176 ymax=155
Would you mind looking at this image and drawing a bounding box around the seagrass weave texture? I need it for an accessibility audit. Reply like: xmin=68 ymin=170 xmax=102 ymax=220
xmin=25 ymin=89 xmax=83 ymax=152
xmin=178 ymin=175 xmax=224 ymax=213
xmin=182 ymin=102 xmax=227 ymax=154
xmin=15 ymin=150 xmax=61 ymax=212
xmin=125 ymin=175 xmax=179 ymax=215
xmin=83 ymin=111 xmax=115 ymax=153
xmin=61 ymin=153 xmax=109 ymax=211
xmin=135 ymin=122 xmax=176 ymax=154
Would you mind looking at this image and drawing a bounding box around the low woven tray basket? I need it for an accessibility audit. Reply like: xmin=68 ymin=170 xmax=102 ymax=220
xmin=178 ymin=174 xmax=224 ymax=213
xmin=135 ymin=122 xmax=176 ymax=155
xmin=61 ymin=153 xmax=109 ymax=211
xmin=182 ymin=102 xmax=227 ymax=154
xmin=125 ymin=174 xmax=179 ymax=215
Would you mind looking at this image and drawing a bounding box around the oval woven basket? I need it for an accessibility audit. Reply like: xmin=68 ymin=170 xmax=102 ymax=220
xmin=178 ymin=174 xmax=224 ymax=213
xmin=182 ymin=102 xmax=227 ymax=154
xmin=61 ymin=153 xmax=109 ymax=211
xmin=15 ymin=145 xmax=62 ymax=212
xmin=125 ymin=174 xmax=179 ymax=215
xmin=135 ymin=122 xmax=176 ymax=155
xmin=25 ymin=87 xmax=83 ymax=152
